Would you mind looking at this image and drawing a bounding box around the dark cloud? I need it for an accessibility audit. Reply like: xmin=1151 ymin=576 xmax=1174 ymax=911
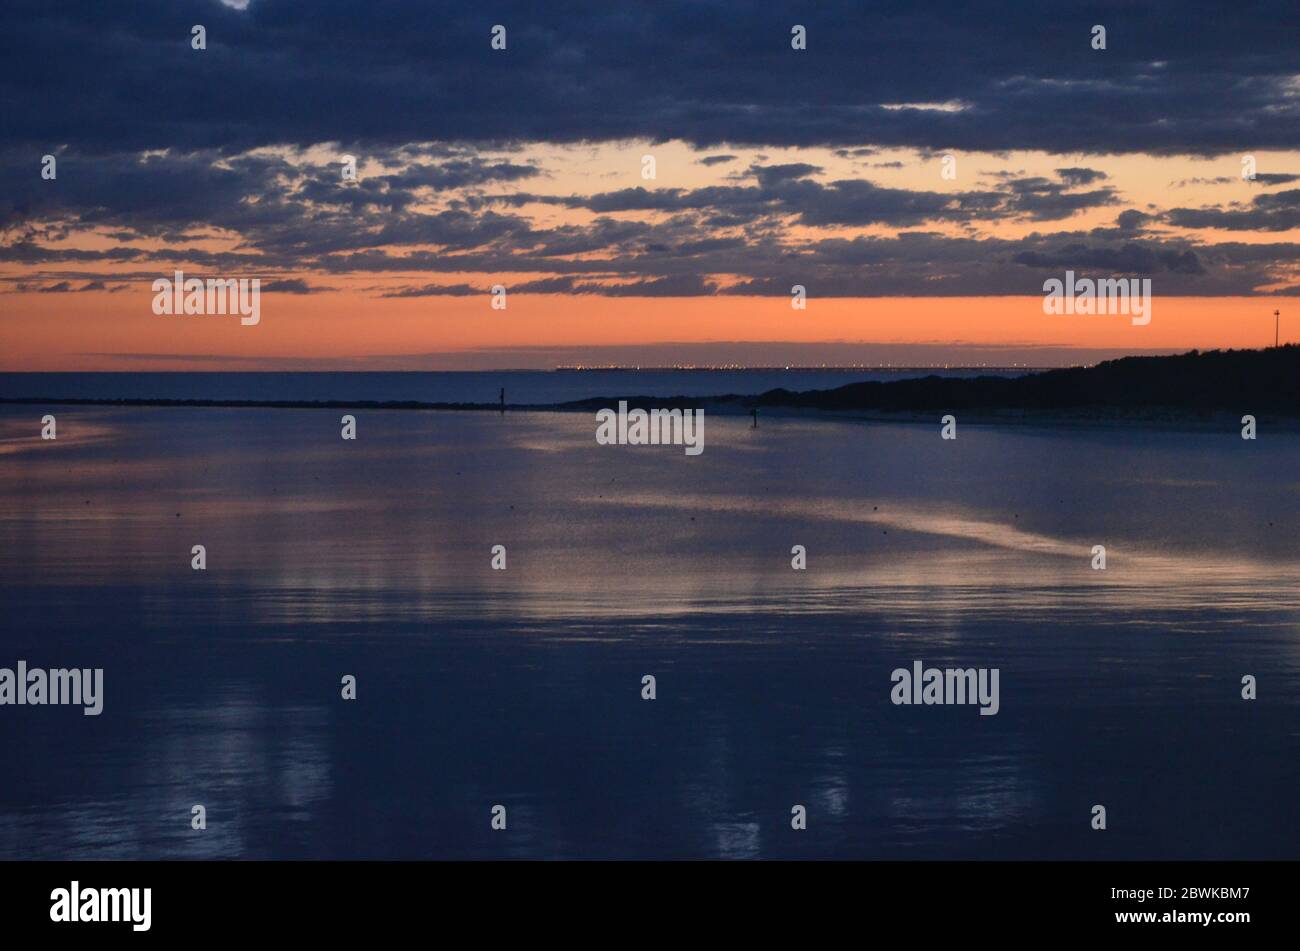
xmin=1165 ymin=189 xmax=1300 ymax=231
xmin=512 ymin=275 xmax=719 ymax=296
xmin=506 ymin=169 xmax=1116 ymax=227
xmin=1055 ymin=167 xmax=1108 ymax=186
xmin=23 ymin=279 xmax=120 ymax=293
xmin=748 ymin=163 xmax=823 ymax=186
xmin=3 ymin=1 xmax=1296 ymax=155
xmin=1176 ymin=173 xmax=1300 ymax=187
xmin=261 ymin=278 xmax=319 ymax=294
xmin=579 ymin=274 xmax=718 ymax=296
xmin=1115 ymin=209 xmax=1153 ymax=231
xmin=378 ymin=283 xmax=483 ymax=298
xmin=999 ymin=175 xmax=1120 ymax=221
xmin=1013 ymin=243 xmax=1205 ymax=275
xmin=374 ymin=160 xmax=540 ymax=191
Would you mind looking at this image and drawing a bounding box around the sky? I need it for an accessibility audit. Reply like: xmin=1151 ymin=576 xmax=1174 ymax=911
xmin=1 ymin=0 xmax=1298 ymax=370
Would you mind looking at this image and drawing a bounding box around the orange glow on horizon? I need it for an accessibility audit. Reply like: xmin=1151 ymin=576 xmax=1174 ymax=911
xmin=0 ymin=290 xmax=1287 ymax=371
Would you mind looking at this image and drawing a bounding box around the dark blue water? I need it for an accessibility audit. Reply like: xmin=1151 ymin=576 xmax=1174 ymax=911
xmin=0 ymin=405 xmax=1296 ymax=858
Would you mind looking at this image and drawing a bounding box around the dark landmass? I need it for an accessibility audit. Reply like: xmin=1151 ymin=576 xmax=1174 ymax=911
xmin=557 ymin=346 xmax=1300 ymax=420
xmin=1 ymin=347 xmax=1295 ymax=422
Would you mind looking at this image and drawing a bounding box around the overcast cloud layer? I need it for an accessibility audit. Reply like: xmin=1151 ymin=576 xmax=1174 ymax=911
xmin=4 ymin=0 xmax=1298 ymax=154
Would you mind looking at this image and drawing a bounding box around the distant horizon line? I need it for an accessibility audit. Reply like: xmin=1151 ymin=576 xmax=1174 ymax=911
xmin=0 ymin=365 xmax=1069 ymax=374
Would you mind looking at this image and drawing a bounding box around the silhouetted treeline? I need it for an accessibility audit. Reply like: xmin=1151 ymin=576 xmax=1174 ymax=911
xmin=742 ymin=347 xmax=1300 ymax=417
xmin=554 ymin=347 xmax=1299 ymax=418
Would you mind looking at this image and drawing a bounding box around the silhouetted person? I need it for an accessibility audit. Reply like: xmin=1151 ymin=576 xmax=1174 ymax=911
xmin=752 ymin=407 xmax=758 ymax=428
xmin=499 ymin=387 xmax=505 ymax=415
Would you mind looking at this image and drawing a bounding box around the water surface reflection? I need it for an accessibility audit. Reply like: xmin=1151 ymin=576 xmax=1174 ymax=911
xmin=0 ymin=407 xmax=1297 ymax=858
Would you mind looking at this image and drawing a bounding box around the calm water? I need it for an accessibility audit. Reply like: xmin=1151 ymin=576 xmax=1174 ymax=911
xmin=0 ymin=404 xmax=1297 ymax=859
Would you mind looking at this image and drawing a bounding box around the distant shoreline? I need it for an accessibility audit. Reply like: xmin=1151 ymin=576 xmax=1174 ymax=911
xmin=550 ymin=365 xmax=1057 ymax=372
xmin=2 ymin=347 xmax=1295 ymax=426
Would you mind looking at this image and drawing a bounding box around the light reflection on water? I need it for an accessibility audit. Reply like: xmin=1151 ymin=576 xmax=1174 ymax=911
xmin=0 ymin=406 xmax=1297 ymax=858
